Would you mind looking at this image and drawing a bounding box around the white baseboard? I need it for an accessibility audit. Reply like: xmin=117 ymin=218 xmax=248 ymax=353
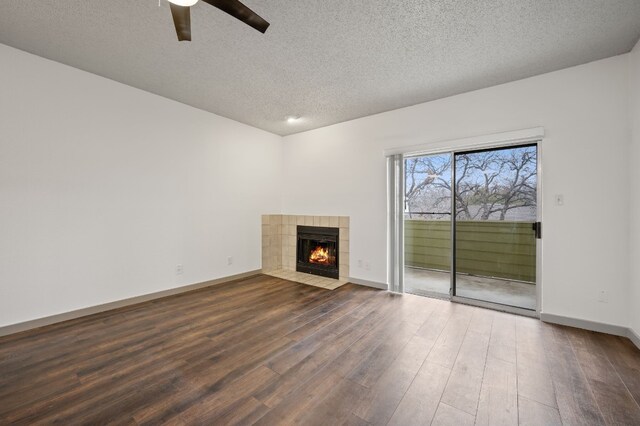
xmin=540 ymin=313 xmax=629 ymax=337
xmin=628 ymin=327 xmax=640 ymax=350
xmin=348 ymin=277 xmax=389 ymax=290
xmin=0 ymin=270 xmax=262 ymax=338
xmin=540 ymin=313 xmax=640 ymax=350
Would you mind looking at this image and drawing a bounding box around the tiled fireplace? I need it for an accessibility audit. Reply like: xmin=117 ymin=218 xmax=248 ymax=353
xmin=262 ymin=215 xmax=349 ymax=290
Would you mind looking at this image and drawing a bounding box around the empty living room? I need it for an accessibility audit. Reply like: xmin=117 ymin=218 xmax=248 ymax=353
xmin=2 ymin=1 xmax=640 ymax=425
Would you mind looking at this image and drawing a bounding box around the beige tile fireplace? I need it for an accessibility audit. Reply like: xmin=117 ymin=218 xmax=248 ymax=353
xmin=261 ymin=215 xmax=349 ymax=290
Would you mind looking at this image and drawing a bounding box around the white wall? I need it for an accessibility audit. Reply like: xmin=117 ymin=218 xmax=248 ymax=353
xmin=0 ymin=44 xmax=283 ymax=327
xmin=1 ymin=40 xmax=637 ymax=332
xmin=629 ymin=39 xmax=640 ymax=338
xmin=283 ymin=54 xmax=631 ymax=328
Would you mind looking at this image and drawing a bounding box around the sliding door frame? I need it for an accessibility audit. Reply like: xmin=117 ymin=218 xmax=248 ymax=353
xmin=401 ymin=138 xmax=542 ymax=318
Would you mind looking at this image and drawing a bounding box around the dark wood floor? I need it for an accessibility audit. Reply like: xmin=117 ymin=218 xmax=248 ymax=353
xmin=1 ymin=275 xmax=640 ymax=425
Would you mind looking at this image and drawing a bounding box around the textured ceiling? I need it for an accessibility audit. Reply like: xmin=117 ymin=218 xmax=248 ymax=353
xmin=1 ymin=1 xmax=640 ymax=136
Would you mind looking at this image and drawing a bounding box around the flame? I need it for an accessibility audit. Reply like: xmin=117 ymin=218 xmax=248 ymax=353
xmin=309 ymin=246 xmax=331 ymax=265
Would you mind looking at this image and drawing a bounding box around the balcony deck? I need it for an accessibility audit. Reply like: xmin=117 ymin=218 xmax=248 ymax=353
xmin=405 ymin=267 xmax=536 ymax=310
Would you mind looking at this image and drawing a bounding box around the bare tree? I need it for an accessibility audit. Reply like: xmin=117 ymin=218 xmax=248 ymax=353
xmin=404 ymin=155 xmax=451 ymax=219
xmin=405 ymin=146 xmax=536 ymax=221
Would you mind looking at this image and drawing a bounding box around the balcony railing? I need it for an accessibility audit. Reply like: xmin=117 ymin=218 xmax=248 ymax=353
xmin=404 ymin=219 xmax=536 ymax=283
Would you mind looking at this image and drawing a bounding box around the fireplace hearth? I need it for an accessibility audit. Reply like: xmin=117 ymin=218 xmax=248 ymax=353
xmin=297 ymin=226 xmax=339 ymax=279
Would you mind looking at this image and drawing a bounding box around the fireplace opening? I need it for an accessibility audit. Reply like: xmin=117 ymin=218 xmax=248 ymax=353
xmin=297 ymin=226 xmax=339 ymax=279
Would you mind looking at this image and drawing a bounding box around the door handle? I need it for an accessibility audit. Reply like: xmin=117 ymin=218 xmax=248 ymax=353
xmin=532 ymin=222 xmax=542 ymax=239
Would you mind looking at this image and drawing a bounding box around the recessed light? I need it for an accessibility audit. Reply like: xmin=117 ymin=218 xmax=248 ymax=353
xmin=286 ymin=115 xmax=301 ymax=124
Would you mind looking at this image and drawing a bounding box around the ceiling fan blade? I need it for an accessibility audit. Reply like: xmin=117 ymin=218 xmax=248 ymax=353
xmin=170 ymin=3 xmax=192 ymax=41
xmin=201 ymin=0 xmax=270 ymax=33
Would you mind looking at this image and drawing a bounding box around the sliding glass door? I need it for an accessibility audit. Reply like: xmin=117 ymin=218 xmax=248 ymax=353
xmin=399 ymin=142 xmax=540 ymax=312
xmin=452 ymin=144 xmax=538 ymax=310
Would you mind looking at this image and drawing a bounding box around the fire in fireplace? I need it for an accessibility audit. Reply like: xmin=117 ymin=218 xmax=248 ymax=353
xmin=297 ymin=226 xmax=339 ymax=279
xmin=309 ymin=246 xmax=332 ymax=265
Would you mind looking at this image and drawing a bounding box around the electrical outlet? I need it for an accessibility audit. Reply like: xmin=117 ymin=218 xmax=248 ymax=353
xmin=597 ymin=289 xmax=608 ymax=303
xmin=358 ymin=259 xmax=363 ymax=268
xmin=227 ymin=256 xmax=233 ymax=265
xmin=176 ymin=264 xmax=183 ymax=275
xmin=555 ymin=194 xmax=564 ymax=206
xmin=365 ymin=261 xmax=371 ymax=271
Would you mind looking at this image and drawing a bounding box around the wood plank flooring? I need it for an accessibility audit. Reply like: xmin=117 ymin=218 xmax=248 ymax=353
xmin=1 ymin=274 xmax=640 ymax=425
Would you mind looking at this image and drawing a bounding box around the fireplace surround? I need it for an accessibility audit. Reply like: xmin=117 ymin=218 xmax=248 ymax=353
xmin=261 ymin=215 xmax=349 ymax=289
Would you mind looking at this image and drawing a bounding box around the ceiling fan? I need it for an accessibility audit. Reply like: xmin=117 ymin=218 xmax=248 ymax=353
xmin=166 ymin=0 xmax=270 ymax=41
